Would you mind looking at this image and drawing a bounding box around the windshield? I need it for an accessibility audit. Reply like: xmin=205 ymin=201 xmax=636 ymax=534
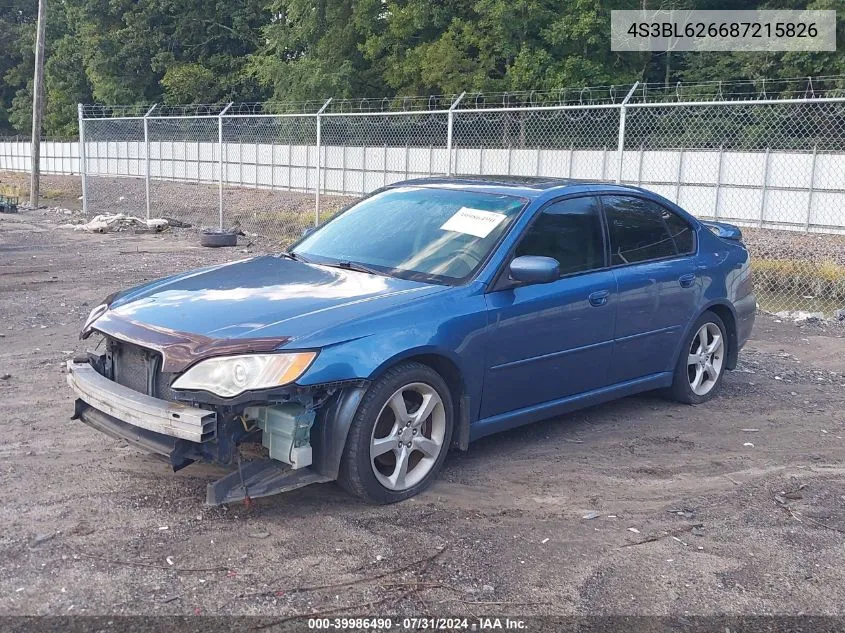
xmin=294 ymin=186 xmax=527 ymax=284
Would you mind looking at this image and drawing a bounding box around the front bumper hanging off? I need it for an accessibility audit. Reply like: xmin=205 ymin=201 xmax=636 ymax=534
xmin=66 ymin=361 xmax=216 ymax=443
xmin=66 ymin=360 xmax=334 ymax=505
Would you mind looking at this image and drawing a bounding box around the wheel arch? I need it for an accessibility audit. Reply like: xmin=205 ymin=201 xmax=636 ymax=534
xmin=704 ymin=302 xmax=739 ymax=370
xmin=679 ymin=301 xmax=739 ymax=371
xmin=370 ymin=349 xmax=471 ymax=451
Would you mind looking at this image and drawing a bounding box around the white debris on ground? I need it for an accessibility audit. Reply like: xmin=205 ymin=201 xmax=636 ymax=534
xmin=60 ymin=213 xmax=170 ymax=233
xmin=771 ymin=310 xmax=826 ymax=324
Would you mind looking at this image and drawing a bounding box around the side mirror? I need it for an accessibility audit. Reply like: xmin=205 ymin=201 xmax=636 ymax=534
xmin=508 ymin=256 xmax=560 ymax=285
xmin=301 ymin=226 xmax=317 ymax=238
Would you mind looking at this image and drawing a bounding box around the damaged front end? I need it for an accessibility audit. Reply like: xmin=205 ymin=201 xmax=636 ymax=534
xmin=68 ymin=327 xmax=368 ymax=505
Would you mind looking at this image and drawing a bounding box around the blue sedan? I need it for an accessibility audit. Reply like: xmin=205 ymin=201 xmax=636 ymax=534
xmin=68 ymin=177 xmax=755 ymax=504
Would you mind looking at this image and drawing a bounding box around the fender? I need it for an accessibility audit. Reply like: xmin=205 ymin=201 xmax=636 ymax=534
xmin=368 ymin=345 xmax=476 ymax=451
xmin=311 ymin=385 xmax=369 ymax=479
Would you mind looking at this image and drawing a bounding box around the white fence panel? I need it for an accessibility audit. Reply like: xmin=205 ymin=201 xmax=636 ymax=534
xmin=3 ymin=138 xmax=845 ymax=232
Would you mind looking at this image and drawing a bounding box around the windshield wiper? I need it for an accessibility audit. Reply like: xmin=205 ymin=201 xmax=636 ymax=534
xmin=278 ymin=251 xmax=311 ymax=263
xmin=329 ymin=260 xmax=387 ymax=277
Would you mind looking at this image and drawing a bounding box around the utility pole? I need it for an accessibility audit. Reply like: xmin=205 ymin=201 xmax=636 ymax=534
xmin=29 ymin=0 xmax=47 ymax=207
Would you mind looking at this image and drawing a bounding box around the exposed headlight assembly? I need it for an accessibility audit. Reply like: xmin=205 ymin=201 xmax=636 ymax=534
xmin=171 ymin=352 xmax=317 ymax=398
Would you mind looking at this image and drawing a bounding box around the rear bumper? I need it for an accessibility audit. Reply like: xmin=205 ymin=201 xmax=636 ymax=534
xmin=66 ymin=361 xmax=216 ymax=443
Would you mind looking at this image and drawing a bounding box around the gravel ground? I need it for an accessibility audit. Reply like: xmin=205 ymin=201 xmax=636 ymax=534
xmin=1 ymin=205 xmax=845 ymax=621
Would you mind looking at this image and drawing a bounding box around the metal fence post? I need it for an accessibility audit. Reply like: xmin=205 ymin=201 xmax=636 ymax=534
xmin=675 ymin=149 xmax=685 ymax=203
xmin=77 ymin=104 xmax=88 ymax=215
xmin=217 ymin=103 xmax=233 ymax=230
xmin=759 ymin=147 xmax=771 ymax=227
xmin=446 ymin=92 xmax=466 ymax=176
xmin=142 ymin=104 xmax=157 ymax=220
xmin=805 ymin=145 xmax=818 ymax=232
xmin=616 ymin=82 xmax=639 ymax=184
xmin=315 ymin=98 xmax=332 ymax=226
xmin=714 ymin=145 xmax=724 ymax=218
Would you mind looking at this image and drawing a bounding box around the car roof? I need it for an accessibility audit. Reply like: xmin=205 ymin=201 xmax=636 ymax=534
xmin=387 ymin=176 xmax=654 ymax=200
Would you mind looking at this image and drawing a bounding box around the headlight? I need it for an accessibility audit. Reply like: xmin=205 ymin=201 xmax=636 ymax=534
xmin=171 ymin=352 xmax=317 ymax=398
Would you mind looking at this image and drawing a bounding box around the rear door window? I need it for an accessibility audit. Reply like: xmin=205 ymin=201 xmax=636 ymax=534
xmin=602 ymin=195 xmax=686 ymax=265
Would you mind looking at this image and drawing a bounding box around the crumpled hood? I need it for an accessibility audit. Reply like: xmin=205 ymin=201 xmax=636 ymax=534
xmin=103 ymin=255 xmax=445 ymax=341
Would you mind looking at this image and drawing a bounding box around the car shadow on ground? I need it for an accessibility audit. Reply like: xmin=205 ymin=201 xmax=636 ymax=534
xmin=174 ymin=389 xmax=687 ymax=516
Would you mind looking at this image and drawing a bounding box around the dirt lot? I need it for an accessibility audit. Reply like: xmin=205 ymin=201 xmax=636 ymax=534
xmin=1 ymin=204 xmax=845 ymax=621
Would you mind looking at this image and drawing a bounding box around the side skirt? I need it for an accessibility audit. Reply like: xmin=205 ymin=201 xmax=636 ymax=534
xmin=469 ymin=372 xmax=673 ymax=442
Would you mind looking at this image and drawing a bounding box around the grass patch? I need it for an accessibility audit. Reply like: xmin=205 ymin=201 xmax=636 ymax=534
xmin=752 ymin=258 xmax=845 ymax=303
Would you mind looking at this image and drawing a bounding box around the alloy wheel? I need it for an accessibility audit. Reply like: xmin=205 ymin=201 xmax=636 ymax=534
xmin=687 ymin=322 xmax=725 ymax=396
xmin=369 ymin=382 xmax=446 ymax=491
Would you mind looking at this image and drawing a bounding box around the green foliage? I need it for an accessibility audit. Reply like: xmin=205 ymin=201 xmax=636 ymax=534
xmin=1 ymin=0 xmax=844 ymax=136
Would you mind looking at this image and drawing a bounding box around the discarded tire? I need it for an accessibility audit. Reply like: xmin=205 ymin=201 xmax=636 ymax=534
xmin=200 ymin=230 xmax=237 ymax=248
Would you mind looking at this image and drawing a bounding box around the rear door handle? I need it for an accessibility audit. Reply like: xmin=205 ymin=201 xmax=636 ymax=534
xmin=678 ymin=273 xmax=696 ymax=288
xmin=588 ymin=290 xmax=610 ymax=307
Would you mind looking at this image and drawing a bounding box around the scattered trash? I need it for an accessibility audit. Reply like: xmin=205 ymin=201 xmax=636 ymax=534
xmin=162 ymin=217 xmax=192 ymax=228
xmin=741 ymin=428 xmax=759 ymax=432
xmin=773 ymin=310 xmax=825 ymax=325
xmin=0 ymin=373 xmax=11 ymax=380
xmin=158 ymin=526 xmax=169 ymax=531
xmin=691 ymin=526 xmax=705 ymax=537
xmin=667 ymin=507 xmax=696 ymax=518
xmin=774 ymin=495 xmax=787 ymax=505
xmin=541 ymin=538 xmax=549 ymax=544
xmin=166 ymin=556 xmax=175 ymax=566
xmin=743 ymin=442 xmax=755 ymax=447
xmin=627 ymin=527 xmax=640 ymax=534
xmin=582 ymin=511 xmax=601 ymax=520
xmin=62 ymin=213 xmax=171 ymax=233
xmin=482 ymin=584 xmax=495 ymax=593
xmin=29 ymin=532 xmax=56 ymax=547
xmin=248 ymin=532 xmax=271 ymax=539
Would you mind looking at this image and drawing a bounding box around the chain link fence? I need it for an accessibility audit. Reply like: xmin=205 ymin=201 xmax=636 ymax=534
xmin=2 ymin=80 xmax=844 ymax=315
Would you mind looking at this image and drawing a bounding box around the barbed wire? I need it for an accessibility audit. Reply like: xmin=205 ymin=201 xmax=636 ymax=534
xmin=78 ymin=75 xmax=845 ymax=119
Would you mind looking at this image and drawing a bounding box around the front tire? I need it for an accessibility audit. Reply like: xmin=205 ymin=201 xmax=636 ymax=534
xmin=669 ymin=311 xmax=728 ymax=405
xmin=338 ymin=362 xmax=454 ymax=503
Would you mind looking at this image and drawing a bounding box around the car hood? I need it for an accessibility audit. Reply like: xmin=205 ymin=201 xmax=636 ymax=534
xmin=101 ymin=255 xmax=445 ymax=341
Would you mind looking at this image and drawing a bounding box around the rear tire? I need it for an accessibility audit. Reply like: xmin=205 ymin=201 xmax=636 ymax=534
xmin=669 ymin=310 xmax=728 ymax=405
xmin=338 ymin=362 xmax=453 ymax=504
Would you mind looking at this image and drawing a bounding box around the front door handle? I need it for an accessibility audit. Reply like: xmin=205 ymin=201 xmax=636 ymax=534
xmin=588 ymin=289 xmax=610 ymax=307
xmin=678 ymin=273 xmax=696 ymax=288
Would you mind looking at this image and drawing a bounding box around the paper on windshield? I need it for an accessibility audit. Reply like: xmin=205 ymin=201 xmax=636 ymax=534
xmin=440 ymin=207 xmax=507 ymax=239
